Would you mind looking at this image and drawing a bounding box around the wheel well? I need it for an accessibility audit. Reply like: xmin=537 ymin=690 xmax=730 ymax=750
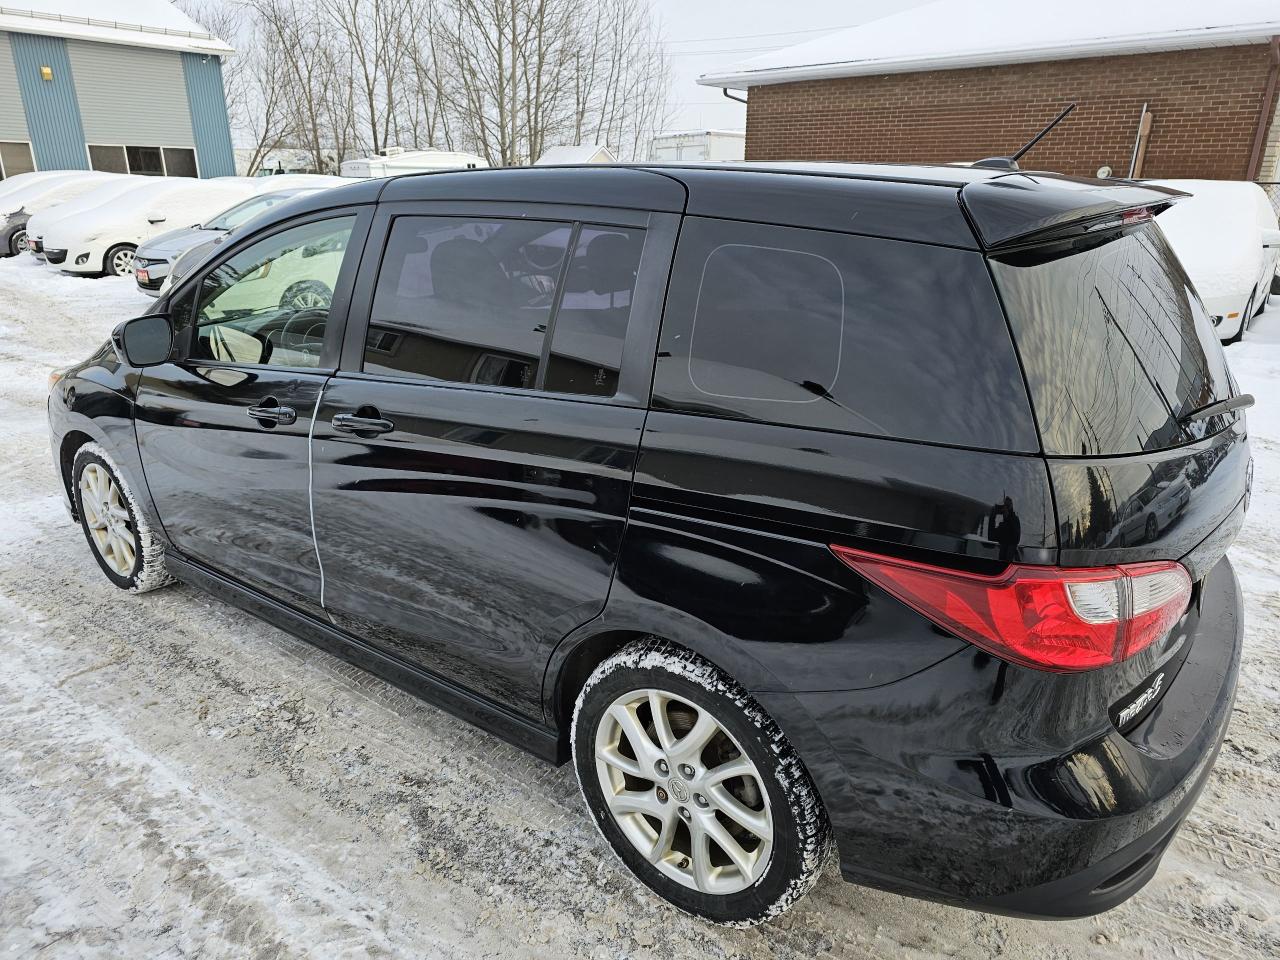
xmin=59 ymin=430 xmax=93 ymax=517
xmin=553 ymin=630 xmax=641 ymax=731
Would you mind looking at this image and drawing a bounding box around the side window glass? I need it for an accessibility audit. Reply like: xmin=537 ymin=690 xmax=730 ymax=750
xmin=192 ymin=216 xmax=355 ymax=368
xmin=544 ymin=226 xmax=644 ymax=397
xmin=364 ymin=216 xmax=570 ymax=388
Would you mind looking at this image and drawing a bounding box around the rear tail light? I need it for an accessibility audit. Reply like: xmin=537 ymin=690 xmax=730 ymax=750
xmin=831 ymin=547 xmax=1191 ymax=672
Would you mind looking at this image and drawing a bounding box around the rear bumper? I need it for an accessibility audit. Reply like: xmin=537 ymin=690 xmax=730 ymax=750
xmin=791 ymin=556 xmax=1242 ymax=918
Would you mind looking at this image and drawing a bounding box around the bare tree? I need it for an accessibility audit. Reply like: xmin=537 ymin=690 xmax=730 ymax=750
xmin=185 ymin=0 xmax=670 ymax=170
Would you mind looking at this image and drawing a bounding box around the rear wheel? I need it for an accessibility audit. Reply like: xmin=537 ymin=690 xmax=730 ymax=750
xmin=72 ymin=444 xmax=172 ymax=592
xmin=104 ymin=244 xmax=136 ymax=278
xmin=572 ymin=639 xmax=830 ymax=926
xmin=280 ymin=279 xmax=332 ymax=311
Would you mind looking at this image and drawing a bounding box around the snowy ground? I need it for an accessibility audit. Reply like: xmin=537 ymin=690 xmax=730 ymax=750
xmin=0 ymin=252 xmax=1277 ymax=959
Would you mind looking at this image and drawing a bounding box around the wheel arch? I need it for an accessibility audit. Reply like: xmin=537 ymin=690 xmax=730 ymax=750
xmin=58 ymin=428 xmax=95 ymax=519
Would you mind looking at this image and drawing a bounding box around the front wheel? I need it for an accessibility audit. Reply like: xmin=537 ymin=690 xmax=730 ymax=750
xmin=104 ymin=244 xmax=136 ymax=277
xmin=572 ymin=640 xmax=831 ymax=926
xmin=72 ymin=443 xmax=172 ymax=592
xmin=8 ymin=227 xmax=28 ymax=257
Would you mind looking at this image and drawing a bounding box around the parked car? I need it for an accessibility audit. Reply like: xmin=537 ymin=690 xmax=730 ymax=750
xmin=1147 ymin=179 xmax=1278 ymax=342
xmin=48 ymin=165 xmax=1248 ymax=926
xmin=339 ymin=147 xmax=488 ymax=177
xmin=40 ymin=177 xmax=262 ymax=277
xmin=26 ymin=175 xmax=157 ymax=262
xmin=0 ymin=171 xmax=119 ymax=256
xmin=135 ymin=186 xmax=336 ymax=295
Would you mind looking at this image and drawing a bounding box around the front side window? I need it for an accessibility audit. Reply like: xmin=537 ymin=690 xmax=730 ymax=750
xmin=652 ymin=217 xmax=1038 ymax=451
xmin=191 ymin=216 xmax=355 ymax=368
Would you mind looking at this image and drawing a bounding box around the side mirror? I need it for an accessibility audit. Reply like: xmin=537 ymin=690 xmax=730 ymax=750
xmin=115 ymin=314 xmax=173 ymax=367
xmin=147 ymin=211 xmax=167 ymax=225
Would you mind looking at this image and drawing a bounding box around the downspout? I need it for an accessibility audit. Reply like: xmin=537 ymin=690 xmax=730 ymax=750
xmin=1246 ymin=36 xmax=1280 ymax=181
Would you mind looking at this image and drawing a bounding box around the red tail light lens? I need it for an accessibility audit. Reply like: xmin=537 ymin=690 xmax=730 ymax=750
xmin=831 ymin=546 xmax=1191 ymax=672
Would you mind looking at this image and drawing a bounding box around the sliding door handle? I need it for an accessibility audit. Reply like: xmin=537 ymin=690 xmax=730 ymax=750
xmin=332 ymin=412 xmax=395 ymax=436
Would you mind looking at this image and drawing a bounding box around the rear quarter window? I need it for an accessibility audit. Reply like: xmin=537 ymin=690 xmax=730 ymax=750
xmin=651 ymin=217 xmax=1038 ymax=452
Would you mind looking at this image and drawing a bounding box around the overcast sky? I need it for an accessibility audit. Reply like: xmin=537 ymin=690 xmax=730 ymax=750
xmin=651 ymin=0 xmax=931 ymax=132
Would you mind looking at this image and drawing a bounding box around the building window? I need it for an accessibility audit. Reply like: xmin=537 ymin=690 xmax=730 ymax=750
xmin=0 ymin=141 xmax=36 ymax=179
xmin=126 ymin=145 xmax=164 ymax=176
xmin=88 ymin=144 xmax=199 ymax=177
xmin=88 ymin=144 xmax=128 ymax=173
xmin=162 ymin=148 xmax=198 ymax=178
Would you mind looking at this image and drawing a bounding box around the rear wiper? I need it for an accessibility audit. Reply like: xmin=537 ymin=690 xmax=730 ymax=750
xmin=1178 ymin=394 xmax=1254 ymax=425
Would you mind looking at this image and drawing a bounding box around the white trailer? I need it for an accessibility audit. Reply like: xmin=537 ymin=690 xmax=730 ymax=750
xmin=340 ymin=148 xmax=489 ymax=178
xmin=648 ymin=130 xmax=745 ymax=162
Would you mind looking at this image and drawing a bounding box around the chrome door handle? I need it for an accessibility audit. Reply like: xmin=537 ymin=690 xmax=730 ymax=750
xmin=247 ymin=402 xmax=297 ymax=425
xmin=332 ymin=412 xmax=395 ymax=436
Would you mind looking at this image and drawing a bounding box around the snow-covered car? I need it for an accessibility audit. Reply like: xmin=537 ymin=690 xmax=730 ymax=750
xmin=0 ymin=171 xmax=120 ymax=256
xmin=25 ymin=175 xmax=157 ymax=262
xmin=135 ymin=183 xmax=339 ymax=295
xmin=40 ymin=178 xmax=263 ymax=277
xmin=1149 ymin=179 xmax=1278 ymax=343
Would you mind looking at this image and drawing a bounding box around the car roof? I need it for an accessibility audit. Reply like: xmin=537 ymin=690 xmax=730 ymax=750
xmin=261 ymin=162 xmax=1187 ymax=251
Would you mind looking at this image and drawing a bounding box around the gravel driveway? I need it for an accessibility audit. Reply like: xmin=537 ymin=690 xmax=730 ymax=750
xmin=1 ymin=256 xmax=1277 ymax=959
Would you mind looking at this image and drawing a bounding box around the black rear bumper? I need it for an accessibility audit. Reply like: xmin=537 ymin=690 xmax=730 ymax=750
xmin=791 ymin=555 xmax=1243 ymax=918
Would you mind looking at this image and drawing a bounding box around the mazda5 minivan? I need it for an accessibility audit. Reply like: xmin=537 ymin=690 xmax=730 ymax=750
xmin=48 ymin=164 xmax=1249 ymax=926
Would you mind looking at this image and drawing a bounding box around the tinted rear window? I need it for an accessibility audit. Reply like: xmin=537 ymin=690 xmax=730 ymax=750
xmin=991 ymin=222 xmax=1234 ymax=456
xmin=651 ymin=217 xmax=1038 ymax=451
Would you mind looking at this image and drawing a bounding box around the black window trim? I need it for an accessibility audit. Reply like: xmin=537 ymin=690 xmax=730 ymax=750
xmin=163 ymin=204 xmax=376 ymax=373
xmin=336 ymin=199 xmax=679 ymax=408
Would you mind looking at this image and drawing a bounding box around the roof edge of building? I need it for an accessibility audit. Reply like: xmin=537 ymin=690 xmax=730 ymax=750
xmin=0 ymin=7 xmax=234 ymax=57
xmin=698 ymin=23 xmax=1280 ymax=88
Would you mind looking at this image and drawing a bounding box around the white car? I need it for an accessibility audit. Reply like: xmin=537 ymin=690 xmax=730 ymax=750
xmin=0 ymin=171 xmax=124 ymax=257
xmin=1149 ymin=179 xmax=1279 ymax=343
xmin=40 ymin=177 xmax=262 ymax=277
xmin=26 ymin=175 xmax=157 ymax=261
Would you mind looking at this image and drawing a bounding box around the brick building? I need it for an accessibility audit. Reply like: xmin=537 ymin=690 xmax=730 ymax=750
xmin=700 ymin=0 xmax=1280 ymax=181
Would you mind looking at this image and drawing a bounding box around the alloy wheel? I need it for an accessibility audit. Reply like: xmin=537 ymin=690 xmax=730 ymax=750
xmin=79 ymin=463 xmax=137 ymax=577
xmin=594 ymin=688 xmax=774 ymax=895
xmin=13 ymin=230 xmax=28 ymax=254
xmin=111 ymin=248 xmax=135 ymax=277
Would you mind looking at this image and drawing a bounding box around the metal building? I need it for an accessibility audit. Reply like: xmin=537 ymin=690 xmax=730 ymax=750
xmin=0 ymin=1 xmax=235 ymax=180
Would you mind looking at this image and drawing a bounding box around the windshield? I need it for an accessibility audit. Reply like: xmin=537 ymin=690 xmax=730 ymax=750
xmin=991 ymin=221 xmax=1234 ymax=456
xmin=204 ymin=193 xmax=297 ymax=232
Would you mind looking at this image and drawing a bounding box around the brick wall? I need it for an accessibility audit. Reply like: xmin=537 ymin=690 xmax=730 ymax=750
xmin=744 ymin=45 xmax=1279 ymax=180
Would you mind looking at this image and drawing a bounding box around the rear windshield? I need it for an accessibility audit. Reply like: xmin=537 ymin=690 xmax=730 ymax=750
xmin=991 ymin=222 xmax=1235 ymax=456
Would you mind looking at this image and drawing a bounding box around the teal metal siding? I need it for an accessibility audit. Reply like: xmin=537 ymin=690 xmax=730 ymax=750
xmin=9 ymin=33 xmax=87 ymax=170
xmin=181 ymin=53 xmax=235 ymax=177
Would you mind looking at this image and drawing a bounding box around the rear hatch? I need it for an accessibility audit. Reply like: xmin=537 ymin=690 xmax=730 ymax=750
xmin=977 ymin=183 xmax=1250 ymax=727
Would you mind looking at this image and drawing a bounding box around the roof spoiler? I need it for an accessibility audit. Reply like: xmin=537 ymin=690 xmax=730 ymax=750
xmin=960 ymin=175 xmax=1188 ymax=251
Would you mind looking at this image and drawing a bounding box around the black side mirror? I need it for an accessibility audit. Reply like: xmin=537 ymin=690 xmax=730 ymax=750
xmin=115 ymin=314 xmax=174 ymax=367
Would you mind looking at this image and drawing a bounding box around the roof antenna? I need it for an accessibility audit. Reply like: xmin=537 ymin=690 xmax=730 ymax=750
xmin=972 ymin=102 xmax=1077 ymax=171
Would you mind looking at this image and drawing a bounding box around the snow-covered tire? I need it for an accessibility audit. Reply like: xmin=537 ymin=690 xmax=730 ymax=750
xmin=571 ymin=638 xmax=831 ymax=927
xmin=71 ymin=443 xmax=173 ymax=593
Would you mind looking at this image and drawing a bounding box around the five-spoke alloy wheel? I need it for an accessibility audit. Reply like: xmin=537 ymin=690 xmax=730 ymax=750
xmin=574 ymin=640 xmax=830 ymax=926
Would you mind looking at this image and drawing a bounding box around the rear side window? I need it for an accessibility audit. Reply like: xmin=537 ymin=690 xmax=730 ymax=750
xmin=365 ymin=216 xmax=642 ymax=397
xmin=991 ymin=223 xmax=1233 ymax=456
xmin=652 ymin=217 xmax=1038 ymax=451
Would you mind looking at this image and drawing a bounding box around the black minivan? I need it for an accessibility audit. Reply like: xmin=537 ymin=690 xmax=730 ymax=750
xmin=48 ymin=163 xmax=1249 ymax=926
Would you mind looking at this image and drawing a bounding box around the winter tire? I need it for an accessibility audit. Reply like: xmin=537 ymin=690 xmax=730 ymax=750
xmin=72 ymin=443 xmax=173 ymax=593
xmin=105 ymin=244 xmax=136 ymax=277
xmin=572 ymin=639 xmax=831 ymax=927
